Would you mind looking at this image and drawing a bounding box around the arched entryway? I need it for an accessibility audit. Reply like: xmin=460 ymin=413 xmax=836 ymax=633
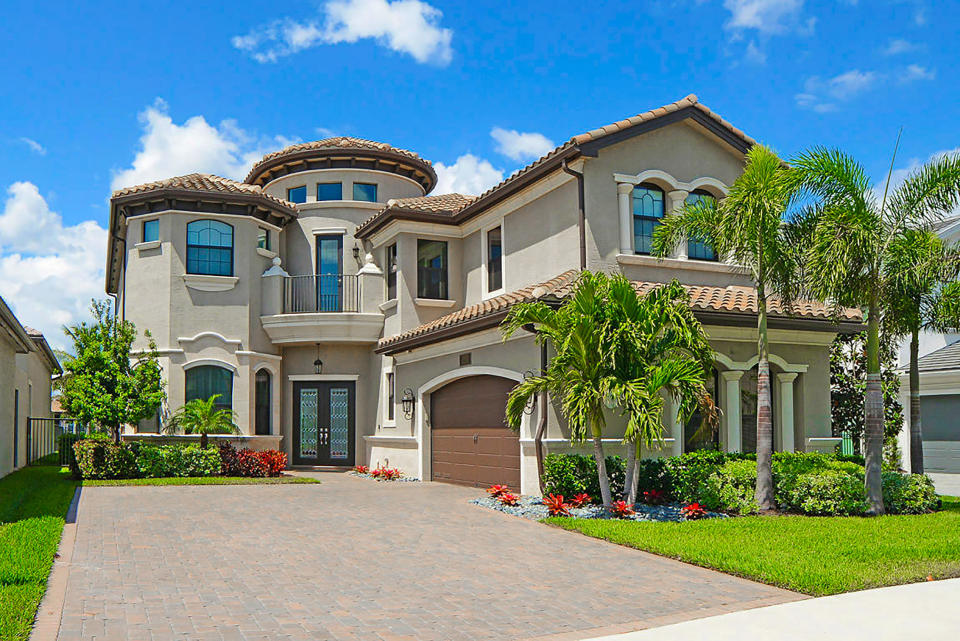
xmin=429 ymin=375 xmax=520 ymax=488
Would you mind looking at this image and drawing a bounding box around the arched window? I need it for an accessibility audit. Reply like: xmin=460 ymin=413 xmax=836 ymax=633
xmin=685 ymin=190 xmax=718 ymax=261
xmin=255 ymin=369 xmax=271 ymax=435
xmin=186 ymin=220 xmax=234 ymax=276
xmin=185 ymin=365 xmax=233 ymax=413
xmin=632 ymin=183 xmax=664 ymax=255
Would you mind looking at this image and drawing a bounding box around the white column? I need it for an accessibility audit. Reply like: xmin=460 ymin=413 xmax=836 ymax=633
xmin=667 ymin=189 xmax=690 ymax=259
xmin=721 ymin=370 xmax=745 ymax=453
xmin=777 ymin=372 xmax=798 ymax=452
xmin=617 ymin=182 xmax=634 ymax=254
xmin=669 ymin=398 xmax=684 ymax=456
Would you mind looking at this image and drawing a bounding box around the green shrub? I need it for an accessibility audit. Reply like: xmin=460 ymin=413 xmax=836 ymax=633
xmin=542 ymin=453 xmax=625 ymax=500
xmin=782 ymin=469 xmax=868 ymax=516
xmin=662 ymin=450 xmax=748 ymax=503
xmin=135 ymin=445 xmax=221 ymax=478
xmin=772 ymin=452 xmax=864 ymax=508
xmin=701 ymin=459 xmax=760 ymax=515
xmin=72 ymin=440 xmax=138 ymax=480
xmin=882 ymin=472 xmax=938 ymax=514
xmin=633 ymin=457 xmax=671 ymax=498
xmin=58 ymin=434 xmax=84 ymax=475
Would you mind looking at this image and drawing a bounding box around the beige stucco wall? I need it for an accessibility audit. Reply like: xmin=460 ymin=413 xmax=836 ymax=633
xmin=262 ymin=168 xmax=425 ymax=206
xmin=0 ymin=335 xmax=17 ymax=478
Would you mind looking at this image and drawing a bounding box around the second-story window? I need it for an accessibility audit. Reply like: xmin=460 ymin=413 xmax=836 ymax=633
xmin=143 ymin=219 xmax=159 ymax=243
xmin=386 ymin=243 xmax=398 ymax=300
xmin=257 ymin=227 xmax=270 ymax=251
xmin=353 ymin=182 xmax=378 ymax=202
xmin=685 ymin=190 xmax=718 ymax=261
xmin=632 ymin=183 xmax=664 ymax=255
xmin=287 ymin=185 xmax=307 ymax=203
xmin=186 ymin=220 xmax=233 ymax=276
xmin=317 ymin=182 xmax=342 ymax=201
xmin=417 ymin=239 xmax=448 ymax=300
xmin=487 ymin=226 xmax=503 ymax=292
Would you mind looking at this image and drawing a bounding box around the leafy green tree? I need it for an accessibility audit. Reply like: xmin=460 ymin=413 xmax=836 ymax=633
xmin=607 ymin=279 xmax=718 ymax=504
xmin=165 ymin=395 xmax=239 ymax=448
xmin=793 ymin=148 xmax=960 ymax=513
xmin=886 ymin=230 xmax=960 ymax=472
xmin=652 ymin=145 xmax=801 ymax=511
xmin=60 ymin=300 xmax=165 ymax=442
xmin=830 ymin=331 xmax=904 ymax=460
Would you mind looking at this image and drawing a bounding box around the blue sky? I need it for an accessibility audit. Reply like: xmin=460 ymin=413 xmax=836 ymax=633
xmin=0 ymin=0 xmax=957 ymax=347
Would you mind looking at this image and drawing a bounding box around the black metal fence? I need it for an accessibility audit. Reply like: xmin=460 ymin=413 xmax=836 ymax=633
xmin=283 ymin=274 xmax=360 ymax=313
xmin=26 ymin=417 xmax=87 ymax=465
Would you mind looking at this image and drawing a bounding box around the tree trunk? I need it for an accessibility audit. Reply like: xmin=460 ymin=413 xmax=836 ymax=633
xmin=591 ymin=422 xmax=613 ymax=506
xmin=111 ymin=423 xmax=121 ymax=445
xmin=535 ymin=388 xmax=548 ymax=494
xmin=623 ymin=440 xmax=637 ymax=503
xmin=627 ymin=441 xmax=641 ymax=504
xmin=909 ymin=329 xmax=924 ymax=474
xmin=864 ymin=296 xmax=886 ymax=515
xmin=200 ymin=432 xmax=209 ymax=449
xmin=754 ymin=287 xmax=776 ymax=511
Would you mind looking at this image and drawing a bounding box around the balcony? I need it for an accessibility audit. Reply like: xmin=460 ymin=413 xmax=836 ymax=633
xmin=261 ymin=272 xmax=384 ymax=345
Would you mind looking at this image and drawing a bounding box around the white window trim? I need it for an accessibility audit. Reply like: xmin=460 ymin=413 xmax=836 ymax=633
xmin=481 ymin=220 xmax=506 ymax=299
xmin=381 ymin=365 xmax=396 ymax=428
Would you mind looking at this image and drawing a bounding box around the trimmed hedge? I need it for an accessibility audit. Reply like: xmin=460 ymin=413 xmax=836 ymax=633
xmin=134 ymin=445 xmax=221 ymax=478
xmin=544 ymin=450 xmax=939 ymax=516
xmin=73 ymin=439 xmax=137 ymax=480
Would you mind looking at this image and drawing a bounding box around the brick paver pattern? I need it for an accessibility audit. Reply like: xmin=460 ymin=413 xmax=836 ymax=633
xmin=57 ymin=473 xmax=798 ymax=641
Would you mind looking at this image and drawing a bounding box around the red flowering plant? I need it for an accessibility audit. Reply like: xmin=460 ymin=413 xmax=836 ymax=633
xmin=354 ymin=465 xmax=369 ymax=474
xmin=568 ymin=493 xmax=592 ymax=508
xmin=371 ymin=467 xmax=402 ymax=481
xmin=486 ymin=484 xmax=510 ymax=498
xmin=498 ymin=493 xmax=520 ymax=506
xmin=255 ymin=450 xmax=287 ymax=477
xmin=642 ymin=489 xmax=666 ymax=505
xmin=609 ymin=500 xmax=636 ymax=518
xmin=681 ymin=503 xmax=708 ymax=520
xmin=543 ymin=494 xmax=570 ymax=516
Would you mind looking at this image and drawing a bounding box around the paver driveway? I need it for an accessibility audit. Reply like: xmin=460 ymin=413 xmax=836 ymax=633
xmin=55 ymin=473 xmax=798 ymax=641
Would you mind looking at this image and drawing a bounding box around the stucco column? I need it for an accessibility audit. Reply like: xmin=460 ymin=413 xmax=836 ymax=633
xmin=721 ymin=370 xmax=745 ymax=453
xmin=777 ymin=372 xmax=798 ymax=452
xmin=260 ymin=257 xmax=289 ymax=315
xmin=617 ymin=182 xmax=634 ymax=254
xmin=357 ymin=253 xmax=383 ymax=314
xmin=667 ymin=189 xmax=689 ymax=259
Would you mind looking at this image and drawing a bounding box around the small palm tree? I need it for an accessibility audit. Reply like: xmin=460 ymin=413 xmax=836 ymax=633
xmin=792 ymin=147 xmax=960 ymax=513
xmin=165 ymin=395 xmax=239 ymax=448
xmin=652 ymin=145 xmax=801 ymax=511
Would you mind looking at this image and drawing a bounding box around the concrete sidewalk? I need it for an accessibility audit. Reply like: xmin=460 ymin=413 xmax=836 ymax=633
xmin=584 ymin=578 xmax=960 ymax=641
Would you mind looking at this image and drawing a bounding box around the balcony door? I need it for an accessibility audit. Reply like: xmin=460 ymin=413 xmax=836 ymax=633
xmin=292 ymin=381 xmax=355 ymax=466
xmin=316 ymin=235 xmax=343 ymax=312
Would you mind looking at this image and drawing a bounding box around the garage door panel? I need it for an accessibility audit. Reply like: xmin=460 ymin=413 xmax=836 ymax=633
xmin=430 ymin=375 xmax=520 ymax=488
xmin=923 ymin=441 xmax=960 ymax=473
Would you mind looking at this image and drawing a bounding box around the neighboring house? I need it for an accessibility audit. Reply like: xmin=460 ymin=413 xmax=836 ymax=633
xmin=896 ymin=214 xmax=960 ymax=474
xmin=0 ymin=297 xmax=60 ymax=478
xmin=105 ymin=94 xmax=860 ymax=493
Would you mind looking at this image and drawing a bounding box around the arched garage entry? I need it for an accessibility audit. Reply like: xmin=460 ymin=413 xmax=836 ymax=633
xmin=429 ymin=374 xmax=520 ymax=488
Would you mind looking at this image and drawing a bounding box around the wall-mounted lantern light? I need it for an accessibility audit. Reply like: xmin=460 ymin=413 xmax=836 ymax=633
xmin=400 ymin=388 xmax=416 ymax=418
xmin=313 ymin=343 xmax=323 ymax=375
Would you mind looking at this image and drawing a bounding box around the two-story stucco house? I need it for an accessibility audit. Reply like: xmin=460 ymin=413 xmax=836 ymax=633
xmin=105 ymin=95 xmax=859 ymax=493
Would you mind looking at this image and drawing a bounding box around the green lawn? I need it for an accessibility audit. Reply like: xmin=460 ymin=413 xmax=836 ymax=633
xmin=83 ymin=475 xmax=320 ymax=486
xmin=546 ymin=496 xmax=960 ymax=596
xmin=0 ymin=465 xmax=78 ymax=641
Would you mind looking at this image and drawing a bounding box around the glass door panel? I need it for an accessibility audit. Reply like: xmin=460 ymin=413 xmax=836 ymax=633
xmin=316 ymin=235 xmax=343 ymax=312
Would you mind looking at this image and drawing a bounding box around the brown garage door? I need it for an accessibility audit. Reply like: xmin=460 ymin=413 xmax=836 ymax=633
xmin=430 ymin=375 xmax=520 ymax=488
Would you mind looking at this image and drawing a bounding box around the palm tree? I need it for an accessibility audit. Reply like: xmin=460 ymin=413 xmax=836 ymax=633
xmin=652 ymin=145 xmax=801 ymax=511
xmin=165 ymin=395 xmax=239 ymax=448
xmin=792 ymin=148 xmax=960 ymax=513
xmin=607 ymin=278 xmax=718 ymax=504
xmin=885 ymin=230 xmax=960 ymax=474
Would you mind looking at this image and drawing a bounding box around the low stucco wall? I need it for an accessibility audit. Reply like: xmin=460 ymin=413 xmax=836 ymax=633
xmin=121 ymin=434 xmax=283 ymax=452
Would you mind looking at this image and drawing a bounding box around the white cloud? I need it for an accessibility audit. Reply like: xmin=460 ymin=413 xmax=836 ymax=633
xmin=433 ymin=154 xmax=503 ymax=195
xmin=232 ymin=0 xmax=453 ymax=65
xmin=901 ymin=64 xmax=935 ymax=81
xmin=883 ymin=38 xmax=917 ymax=55
xmin=489 ymin=127 xmax=555 ymax=162
xmin=111 ymin=99 xmax=292 ymax=191
xmin=0 ymin=182 xmax=107 ymax=351
xmin=722 ymin=0 xmax=805 ymax=35
xmin=19 ymin=137 xmax=46 ymax=156
xmin=796 ymin=69 xmax=878 ymax=112
xmin=744 ymin=40 xmax=767 ymax=64
xmin=879 ymin=147 xmax=960 ymax=220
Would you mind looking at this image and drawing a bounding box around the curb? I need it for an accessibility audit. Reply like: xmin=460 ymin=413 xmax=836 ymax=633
xmin=30 ymin=486 xmax=82 ymax=641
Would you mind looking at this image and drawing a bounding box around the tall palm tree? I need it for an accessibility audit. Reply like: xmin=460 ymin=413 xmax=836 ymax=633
xmin=165 ymin=395 xmax=239 ymax=448
xmin=652 ymin=145 xmax=801 ymax=511
xmin=885 ymin=230 xmax=960 ymax=474
xmin=502 ymin=272 xmax=620 ymax=505
xmin=606 ymin=278 xmax=718 ymax=504
xmin=792 ymin=148 xmax=960 ymax=513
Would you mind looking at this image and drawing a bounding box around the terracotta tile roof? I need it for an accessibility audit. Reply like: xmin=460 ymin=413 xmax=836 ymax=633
xmin=386 ymin=193 xmax=477 ymax=214
xmin=356 ymin=94 xmax=754 ymax=238
xmin=111 ymin=173 xmax=297 ymax=212
xmin=377 ymin=271 xmax=579 ymax=351
xmin=379 ymin=274 xmax=861 ymax=353
xmin=22 ymin=325 xmax=43 ymax=337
